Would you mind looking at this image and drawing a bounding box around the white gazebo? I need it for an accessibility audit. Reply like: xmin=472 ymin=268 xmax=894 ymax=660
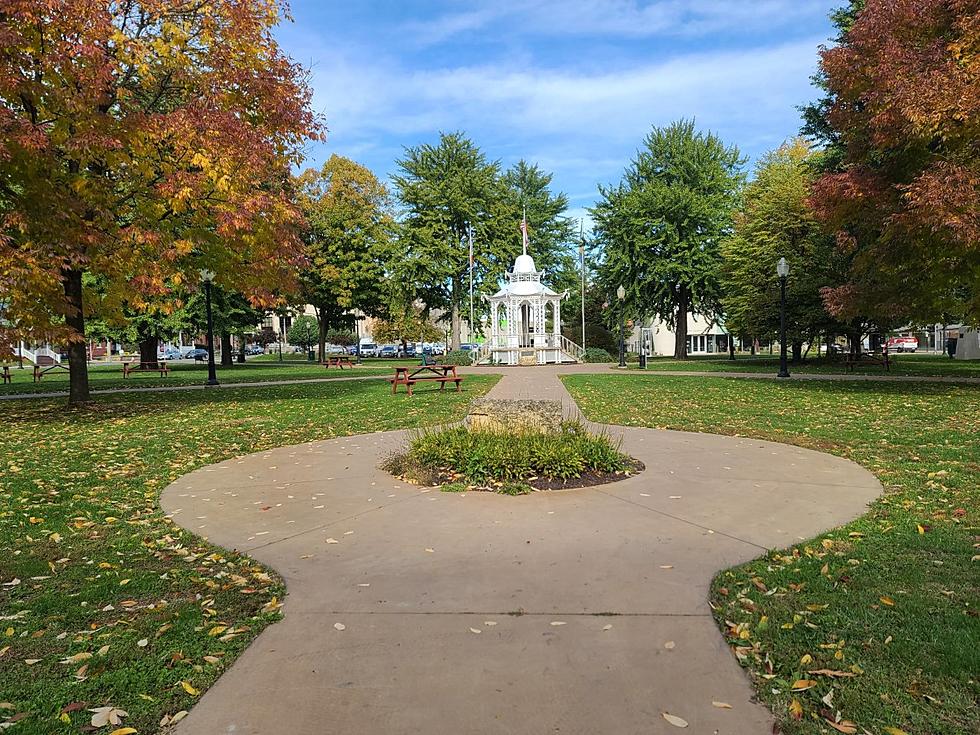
xmin=476 ymin=245 xmax=583 ymax=365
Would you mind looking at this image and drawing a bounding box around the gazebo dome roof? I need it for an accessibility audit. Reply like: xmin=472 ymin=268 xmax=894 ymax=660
xmin=513 ymin=253 xmax=537 ymax=274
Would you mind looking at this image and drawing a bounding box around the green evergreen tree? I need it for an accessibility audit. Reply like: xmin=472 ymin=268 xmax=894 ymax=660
xmin=592 ymin=120 xmax=744 ymax=358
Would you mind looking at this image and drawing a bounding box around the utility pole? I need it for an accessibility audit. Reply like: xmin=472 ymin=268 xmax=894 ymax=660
xmin=468 ymin=224 xmax=474 ymax=341
xmin=579 ymin=220 xmax=586 ymax=349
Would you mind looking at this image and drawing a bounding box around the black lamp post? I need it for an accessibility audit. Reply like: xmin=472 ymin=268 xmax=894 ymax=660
xmin=617 ymin=285 xmax=626 ymax=367
xmin=776 ymin=257 xmax=790 ymax=378
xmin=199 ymin=269 xmax=219 ymax=386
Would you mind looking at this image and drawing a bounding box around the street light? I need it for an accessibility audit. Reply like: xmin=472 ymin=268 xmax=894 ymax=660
xmin=776 ymin=257 xmax=790 ymax=378
xmin=617 ymin=285 xmax=626 ymax=368
xmin=199 ymin=269 xmax=219 ymax=386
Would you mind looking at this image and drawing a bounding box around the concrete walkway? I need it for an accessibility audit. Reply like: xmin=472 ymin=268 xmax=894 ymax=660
xmin=160 ymin=366 xmax=881 ymax=734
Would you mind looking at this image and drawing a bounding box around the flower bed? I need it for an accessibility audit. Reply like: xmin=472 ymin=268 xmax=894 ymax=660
xmin=382 ymin=420 xmax=641 ymax=494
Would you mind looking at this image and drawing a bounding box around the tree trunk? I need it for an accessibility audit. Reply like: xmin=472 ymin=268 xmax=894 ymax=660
xmin=750 ymin=338 xmax=756 ymax=356
xmin=450 ymin=276 xmax=462 ymax=350
xmin=62 ymin=267 xmax=90 ymax=405
xmin=729 ymin=336 xmax=736 ymax=361
xmin=138 ymin=336 xmax=159 ymax=369
xmin=315 ymin=306 xmax=327 ymax=363
xmin=237 ymin=338 xmax=246 ymax=363
xmin=791 ymin=341 xmax=803 ymax=363
xmin=220 ymin=332 xmax=233 ymax=367
xmin=673 ymin=284 xmax=688 ymax=359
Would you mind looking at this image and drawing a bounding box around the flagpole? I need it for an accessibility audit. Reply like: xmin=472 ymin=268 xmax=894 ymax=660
xmin=580 ymin=219 xmax=586 ymax=349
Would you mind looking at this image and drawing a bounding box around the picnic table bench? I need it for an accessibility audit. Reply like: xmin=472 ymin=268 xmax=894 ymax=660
xmin=389 ymin=364 xmax=463 ymax=396
xmin=122 ymin=361 xmax=171 ymax=378
xmin=33 ymin=362 xmax=70 ymax=382
xmin=1 ymin=366 xmax=10 ymax=384
xmin=321 ymin=355 xmax=354 ymax=369
xmin=844 ymin=348 xmax=891 ymax=372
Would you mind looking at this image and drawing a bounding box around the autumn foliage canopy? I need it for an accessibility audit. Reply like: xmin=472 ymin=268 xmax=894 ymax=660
xmin=810 ymin=0 xmax=980 ymax=323
xmin=0 ymin=0 xmax=321 ymax=398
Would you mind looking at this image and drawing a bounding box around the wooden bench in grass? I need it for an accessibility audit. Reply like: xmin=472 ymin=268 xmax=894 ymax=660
xmin=122 ymin=361 xmax=171 ymax=378
xmin=389 ymin=364 xmax=463 ymax=396
xmin=844 ymin=348 xmax=891 ymax=372
xmin=321 ymin=356 xmax=354 ymax=369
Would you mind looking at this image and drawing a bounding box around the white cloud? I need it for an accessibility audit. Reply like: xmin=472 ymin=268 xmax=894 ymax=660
xmin=406 ymin=0 xmax=827 ymax=44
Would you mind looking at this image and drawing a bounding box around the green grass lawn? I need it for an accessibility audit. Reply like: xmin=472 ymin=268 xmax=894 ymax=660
xmin=630 ymin=352 xmax=980 ymax=378
xmin=0 ymin=358 xmax=423 ymax=396
xmin=0 ymin=375 xmax=498 ymax=734
xmin=564 ymin=374 xmax=979 ymax=735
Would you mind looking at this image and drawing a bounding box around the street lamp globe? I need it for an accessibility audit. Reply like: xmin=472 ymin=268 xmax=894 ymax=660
xmin=776 ymin=257 xmax=789 ymax=279
xmin=616 ymin=285 xmax=626 ymax=301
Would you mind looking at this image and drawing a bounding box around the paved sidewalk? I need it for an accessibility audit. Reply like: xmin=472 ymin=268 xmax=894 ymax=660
xmin=161 ymin=366 xmax=881 ymax=735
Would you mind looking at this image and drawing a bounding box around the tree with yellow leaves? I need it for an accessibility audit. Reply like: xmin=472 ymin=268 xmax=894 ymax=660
xmin=0 ymin=0 xmax=321 ymax=403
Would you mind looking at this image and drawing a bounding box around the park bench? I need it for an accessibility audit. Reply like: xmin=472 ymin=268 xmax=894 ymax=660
xmin=321 ymin=355 xmax=354 ymax=369
xmin=389 ymin=364 xmax=463 ymax=396
xmin=33 ymin=362 xmax=70 ymax=382
xmin=844 ymin=348 xmax=891 ymax=372
xmin=122 ymin=361 xmax=171 ymax=378
xmin=1 ymin=366 xmax=10 ymax=384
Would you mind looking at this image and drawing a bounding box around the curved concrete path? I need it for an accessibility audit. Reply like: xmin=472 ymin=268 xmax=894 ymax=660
xmin=160 ymin=367 xmax=881 ymax=734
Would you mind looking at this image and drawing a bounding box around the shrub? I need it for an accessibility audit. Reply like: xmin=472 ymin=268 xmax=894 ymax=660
xmin=443 ymin=349 xmax=473 ymax=366
xmin=386 ymin=420 xmax=633 ymax=492
xmin=583 ymin=347 xmax=614 ymax=363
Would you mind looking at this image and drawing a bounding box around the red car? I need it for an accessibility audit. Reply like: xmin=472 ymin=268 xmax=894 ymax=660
xmin=886 ymin=336 xmax=918 ymax=353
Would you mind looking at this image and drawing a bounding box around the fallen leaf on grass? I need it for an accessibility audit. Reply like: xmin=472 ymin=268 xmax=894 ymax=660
xmin=60 ymin=652 xmax=92 ymax=665
xmin=824 ymin=718 xmax=857 ymax=733
xmin=179 ymin=681 xmax=199 ymax=696
xmin=90 ymin=707 xmax=128 ymax=728
xmin=879 ymin=596 xmax=895 ymax=607
xmin=260 ymin=597 xmax=281 ymax=614
xmin=661 ymin=712 xmax=688 ymax=728
xmin=808 ymin=669 xmax=857 ymax=678
xmin=108 ymin=728 xmax=138 ymax=735
xmin=791 ymin=679 xmax=817 ymax=691
xmin=789 ymin=699 xmax=803 ymax=719
xmin=883 ymin=729 xmax=909 ymax=735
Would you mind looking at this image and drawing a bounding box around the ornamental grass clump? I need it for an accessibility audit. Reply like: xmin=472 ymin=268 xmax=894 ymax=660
xmin=384 ymin=420 xmax=637 ymax=492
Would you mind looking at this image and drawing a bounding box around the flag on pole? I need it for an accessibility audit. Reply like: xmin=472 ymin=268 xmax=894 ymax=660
xmin=520 ymin=207 xmax=529 ymax=254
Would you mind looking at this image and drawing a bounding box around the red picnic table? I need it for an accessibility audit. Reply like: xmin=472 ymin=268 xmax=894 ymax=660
xmin=389 ymin=364 xmax=463 ymax=396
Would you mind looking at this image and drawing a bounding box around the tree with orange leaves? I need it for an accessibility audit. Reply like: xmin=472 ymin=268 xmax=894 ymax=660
xmin=809 ymin=0 xmax=980 ymax=326
xmin=0 ymin=0 xmax=321 ymax=403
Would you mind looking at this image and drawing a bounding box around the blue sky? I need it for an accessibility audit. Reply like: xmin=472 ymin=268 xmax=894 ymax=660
xmin=276 ymin=0 xmax=838 ymax=225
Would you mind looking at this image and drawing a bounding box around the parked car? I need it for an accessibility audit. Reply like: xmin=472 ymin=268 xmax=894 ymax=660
xmin=359 ymin=342 xmax=378 ymax=357
xmin=186 ymin=348 xmax=209 ymax=361
xmin=459 ymin=343 xmax=479 ymax=352
xmin=326 ymin=344 xmax=346 ymax=355
xmin=401 ymin=343 xmax=417 ymax=358
xmin=158 ymin=347 xmax=181 ymax=361
xmin=886 ymin=336 xmax=918 ymax=353
xmin=378 ymin=344 xmax=398 ymax=358
xmin=245 ymin=344 xmax=265 ymax=356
